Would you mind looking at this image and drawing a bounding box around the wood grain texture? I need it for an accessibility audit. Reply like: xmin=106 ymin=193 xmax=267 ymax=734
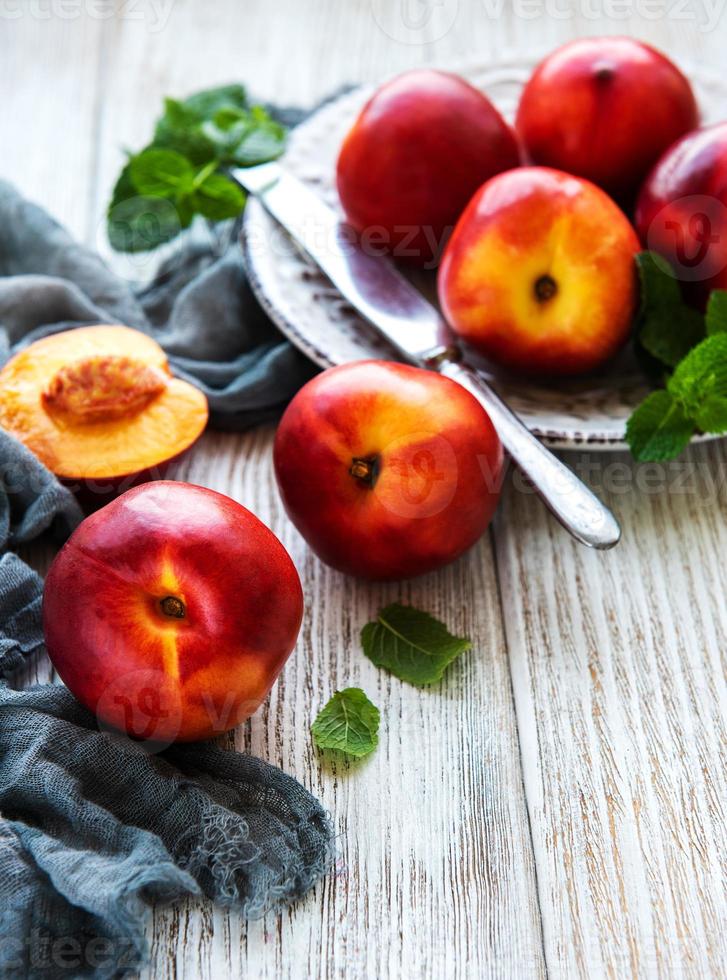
xmin=147 ymin=428 xmax=545 ymax=980
xmin=496 ymin=443 xmax=727 ymax=979
xmin=0 ymin=8 xmax=107 ymax=242
xmin=2 ymin=0 xmax=727 ymax=977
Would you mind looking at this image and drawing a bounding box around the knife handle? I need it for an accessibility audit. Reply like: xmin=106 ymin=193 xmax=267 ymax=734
xmin=437 ymin=360 xmax=621 ymax=549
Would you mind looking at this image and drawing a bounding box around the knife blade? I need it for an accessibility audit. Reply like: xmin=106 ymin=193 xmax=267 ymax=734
xmin=235 ymin=162 xmax=621 ymax=550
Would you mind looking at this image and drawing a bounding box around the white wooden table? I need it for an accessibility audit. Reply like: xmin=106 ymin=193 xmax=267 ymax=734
xmin=4 ymin=2 xmax=726 ymax=977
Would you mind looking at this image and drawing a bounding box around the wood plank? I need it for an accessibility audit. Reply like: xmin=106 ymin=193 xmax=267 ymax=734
xmin=495 ymin=441 xmax=727 ymax=977
xmin=1 ymin=10 xmax=107 ymax=690
xmin=0 ymin=8 xmax=107 ymax=241
xmin=141 ymin=428 xmax=545 ymax=979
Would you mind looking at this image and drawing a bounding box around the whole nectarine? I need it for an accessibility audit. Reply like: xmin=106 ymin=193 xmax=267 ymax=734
xmin=438 ymin=167 xmax=640 ymax=377
xmin=43 ymin=482 xmax=303 ymax=743
xmin=516 ymin=37 xmax=698 ymax=203
xmin=635 ymin=122 xmax=727 ymax=310
xmin=337 ymin=69 xmax=520 ymax=267
xmin=273 ymin=361 xmax=503 ymax=580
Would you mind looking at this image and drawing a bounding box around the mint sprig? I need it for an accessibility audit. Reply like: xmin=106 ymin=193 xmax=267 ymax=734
xmin=625 ymin=390 xmax=694 ymax=462
xmin=635 ymin=252 xmax=705 ymax=368
xmin=107 ymin=83 xmax=285 ymax=253
xmin=706 ymin=290 xmax=727 ymax=336
xmin=311 ymin=688 xmax=380 ymax=759
xmin=626 ymin=252 xmax=727 ymax=461
xmin=361 ymin=603 xmax=471 ymax=686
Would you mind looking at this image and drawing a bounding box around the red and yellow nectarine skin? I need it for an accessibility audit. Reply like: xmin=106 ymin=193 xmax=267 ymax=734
xmin=516 ymin=37 xmax=698 ymax=203
xmin=438 ymin=167 xmax=641 ymax=377
xmin=43 ymin=482 xmax=303 ymax=743
xmin=336 ymin=69 xmax=520 ymax=266
xmin=635 ymin=122 xmax=727 ymax=310
xmin=273 ymin=361 xmax=503 ymax=580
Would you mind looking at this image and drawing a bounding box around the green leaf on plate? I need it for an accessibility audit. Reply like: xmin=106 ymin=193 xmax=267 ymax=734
xmin=311 ymin=688 xmax=380 ymax=759
xmin=361 ymin=603 xmax=471 ymax=686
xmin=693 ymin=396 xmax=727 ymax=434
xmin=668 ymin=332 xmax=727 ymax=413
xmin=635 ymin=251 xmax=705 ymax=367
xmin=706 ymin=289 xmax=727 ymax=336
xmin=625 ymin=389 xmax=694 ymax=462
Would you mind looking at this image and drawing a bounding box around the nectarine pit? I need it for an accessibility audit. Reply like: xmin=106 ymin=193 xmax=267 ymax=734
xmin=349 ymin=455 xmax=380 ymax=487
xmin=42 ymin=354 xmax=168 ymax=424
xmin=534 ymin=274 xmax=558 ymax=303
xmin=159 ymin=595 xmax=186 ymax=619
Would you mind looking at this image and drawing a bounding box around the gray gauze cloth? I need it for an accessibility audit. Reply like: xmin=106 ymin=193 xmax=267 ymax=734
xmin=0 ymin=178 xmax=316 ymax=429
xmin=0 ymin=174 xmax=331 ymax=973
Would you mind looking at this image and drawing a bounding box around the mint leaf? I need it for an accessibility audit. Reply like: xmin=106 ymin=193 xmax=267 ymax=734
xmin=694 ymin=396 xmax=727 ymax=434
xmin=361 ymin=604 xmax=470 ymax=686
xmin=182 ymin=84 xmax=249 ymax=120
xmin=107 ymin=194 xmax=183 ymax=253
xmin=625 ymin=390 xmax=694 ymax=461
xmin=128 ymin=148 xmax=195 ymax=198
xmin=107 ymin=82 xmax=286 ymax=252
xmin=157 ymin=86 xmax=284 ymax=167
xmin=668 ymin=333 xmax=727 ymax=413
xmin=213 ymin=106 xmax=248 ymax=130
xmin=229 ymin=108 xmax=286 ymax=166
xmin=154 ymin=98 xmax=218 ymax=165
xmin=636 ymin=251 xmax=705 ymax=367
xmin=191 ymin=172 xmax=245 ymax=221
xmin=627 ymin=331 xmax=727 ymax=459
xmin=311 ymin=688 xmax=380 ymax=758
xmin=706 ymin=290 xmax=727 ymax=335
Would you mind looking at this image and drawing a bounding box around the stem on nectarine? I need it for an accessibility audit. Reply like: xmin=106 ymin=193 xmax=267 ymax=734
xmin=160 ymin=596 xmax=186 ymax=619
xmin=349 ymin=456 xmax=379 ymax=487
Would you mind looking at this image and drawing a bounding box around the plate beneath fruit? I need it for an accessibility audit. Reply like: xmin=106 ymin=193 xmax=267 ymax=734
xmin=242 ymin=58 xmax=726 ymax=450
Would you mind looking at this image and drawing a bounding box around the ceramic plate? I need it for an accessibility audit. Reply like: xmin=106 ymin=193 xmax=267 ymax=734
xmin=242 ymin=59 xmax=725 ymax=450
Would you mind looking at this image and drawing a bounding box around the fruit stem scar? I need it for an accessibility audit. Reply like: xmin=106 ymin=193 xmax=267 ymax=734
xmin=594 ymin=62 xmax=615 ymax=83
xmin=159 ymin=595 xmax=186 ymax=619
xmin=534 ymin=274 xmax=558 ymax=302
xmin=350 ymin=455 xmax=380 ymax=487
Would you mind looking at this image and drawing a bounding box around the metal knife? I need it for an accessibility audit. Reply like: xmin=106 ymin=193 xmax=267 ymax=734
xmin=235 ymin=162 xmax=621 ymax=550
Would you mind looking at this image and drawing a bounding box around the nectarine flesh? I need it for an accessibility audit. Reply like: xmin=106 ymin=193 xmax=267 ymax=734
xmin=0 ymin=325 xmax=208 ymax=483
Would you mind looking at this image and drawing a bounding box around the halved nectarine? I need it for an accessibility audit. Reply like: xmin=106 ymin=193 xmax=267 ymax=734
xmin=0 ymin=325 xmax=208 ymax=493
